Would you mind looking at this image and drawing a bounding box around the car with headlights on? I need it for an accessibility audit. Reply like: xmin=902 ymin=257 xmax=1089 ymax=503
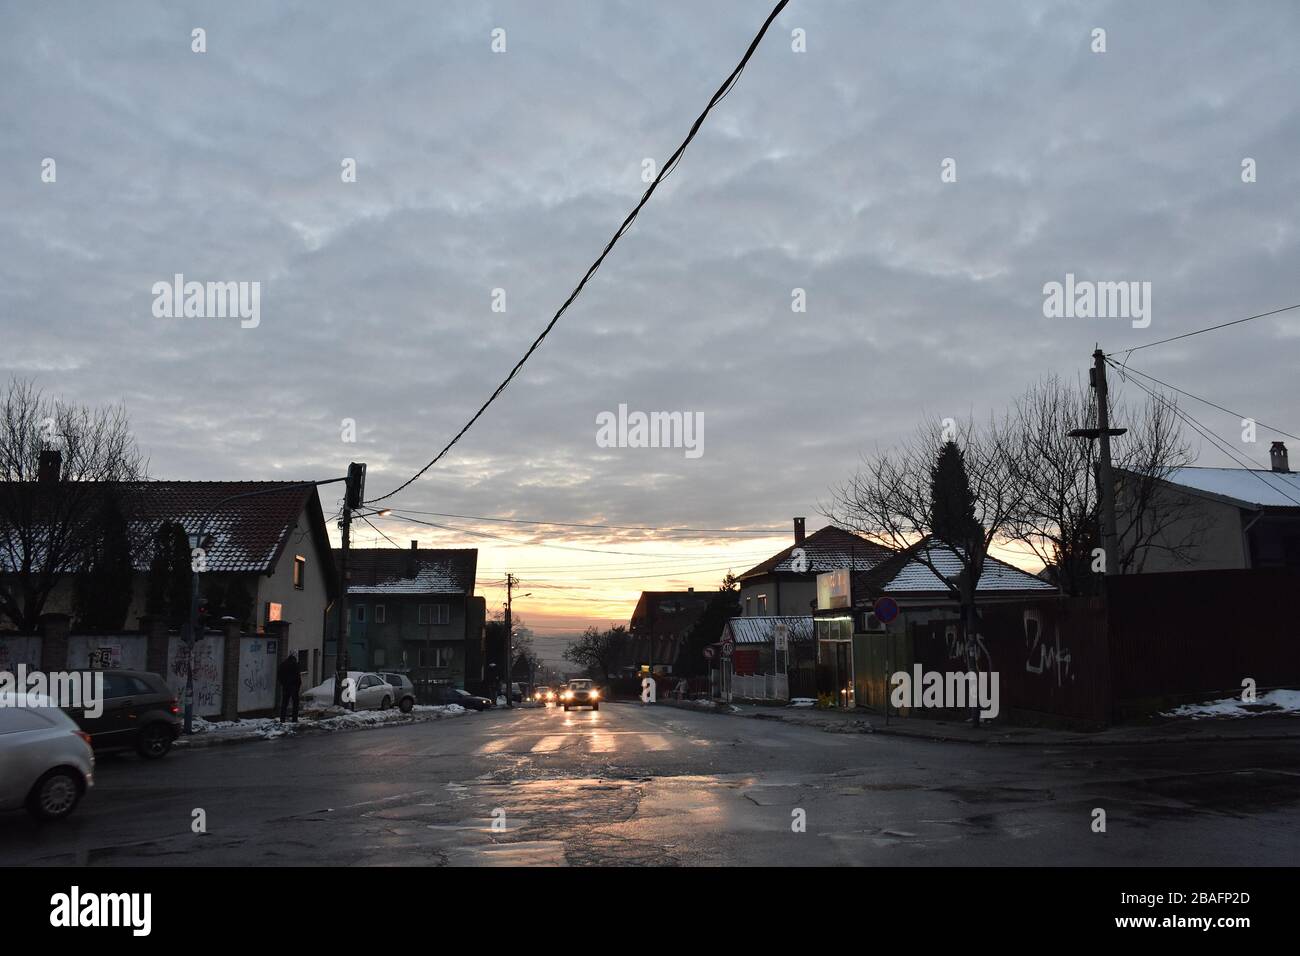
xmin=561 ymin=679 xmax=600 ymax=711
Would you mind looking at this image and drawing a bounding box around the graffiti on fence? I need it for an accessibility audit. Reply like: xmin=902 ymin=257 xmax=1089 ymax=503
xmin=945 ymin=624 xmax=993 ymax=672
xmin=1024 ymin=609 xmax=1072 ymax=686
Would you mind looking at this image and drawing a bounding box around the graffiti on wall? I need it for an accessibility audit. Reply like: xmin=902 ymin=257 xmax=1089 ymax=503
xmin=66 ymin=635 xmax=148 ymax=672
xmin=167 ymin=638 xmax=223 ymax=716
xmin=1023 ymin=609 xmax=1072 ymax=686
xmin=238 ymin=638 xmax=276 ymax=711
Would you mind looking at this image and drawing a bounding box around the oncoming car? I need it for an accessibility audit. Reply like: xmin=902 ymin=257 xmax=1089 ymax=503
xmin=532 ymin=686 xmax=557 ymax=704
xmin=561 ymin=679 xmax=599 ymax=712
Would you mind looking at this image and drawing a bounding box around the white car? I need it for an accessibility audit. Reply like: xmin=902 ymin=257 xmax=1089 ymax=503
xmin=302 ymin=671 xmax=399 ymax=711
xmin=0 ymin=694 xmax=95 ymax=821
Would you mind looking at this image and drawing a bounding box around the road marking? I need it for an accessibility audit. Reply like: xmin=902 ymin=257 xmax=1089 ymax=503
xmin=640 ymin=734 xmax=673 ymax=751
xmin=479 ymin=738 xmax=514 ymax=754
xmin=531 ymin=735 xmax=568 ymax=753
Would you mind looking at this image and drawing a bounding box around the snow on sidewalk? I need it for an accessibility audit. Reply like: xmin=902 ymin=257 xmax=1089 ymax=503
xmin=1161 ymin=689 xmax=1300 ymax=719
xmin=177 ymin=703 xmax=469 ymax=744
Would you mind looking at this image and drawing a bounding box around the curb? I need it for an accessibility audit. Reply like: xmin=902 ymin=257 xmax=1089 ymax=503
xmin=657 ymin=699 xmax=1300 ymax=747
xmin=173 ymin=709 xmax=475 ymax=751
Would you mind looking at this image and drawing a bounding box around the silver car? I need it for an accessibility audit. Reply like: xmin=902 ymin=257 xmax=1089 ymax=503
xmin=0 ymin=695 xmax=95 ymax=821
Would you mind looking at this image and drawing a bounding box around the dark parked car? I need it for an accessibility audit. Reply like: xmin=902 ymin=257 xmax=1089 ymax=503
xmin=65 ymin=670 xmax=181 ymax=759
xmin=427 ymin=686 xmax=494 ymax=711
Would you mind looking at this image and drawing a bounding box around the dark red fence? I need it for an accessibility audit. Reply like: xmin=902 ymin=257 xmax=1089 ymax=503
xmin=1104 ymin=568 xmax=1299 ymax=703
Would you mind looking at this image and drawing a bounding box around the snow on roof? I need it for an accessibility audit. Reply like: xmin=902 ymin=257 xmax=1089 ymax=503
xmin=341 ymin=547 xmax=477 ymax=596
xmin=722 ymin=615 xmax=814 ymax=645
xmin=348 ymin=561 xmax=468 ymax=595
xmin=881 ymin=545 xmax=1053 ymax=594
xmin=1158 ymin=466 xmax=1300 ymax=509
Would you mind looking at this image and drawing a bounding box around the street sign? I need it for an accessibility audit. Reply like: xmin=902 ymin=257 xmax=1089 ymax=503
xmin=703 ymin=646 xmax=716 ymax=660
xmin=721 ymin=638 xmax=734 ymax=659
xmin=874 ymin=596 xmax=900 ymax=624
xmin=773 ymin=622 xmax=789 ymax=651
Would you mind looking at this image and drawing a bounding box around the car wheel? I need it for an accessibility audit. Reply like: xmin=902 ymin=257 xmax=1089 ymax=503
xmin=399 ymin=696 xmax=414 ymax=714
xmin=26 ymin=768 xmax=83 ymax=821
xmin=591 ymin=703 xmax=599 ymax=711
xmin=563 ymin=705 xmax=570 ymax=712
xmin=381 ymin=695 xmax=392 ymax=710
xmin=137 ymin=724 xmax=173 ymax=759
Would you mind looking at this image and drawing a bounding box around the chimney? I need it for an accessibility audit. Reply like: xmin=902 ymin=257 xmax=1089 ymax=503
xmin=38 ymin=449 xmax=62 ymax=483
xmin=793 ymin=516 xmax=806 ymax=545
xmin=1270 ymin=442 xmax=1290 ymax=473
xmin=406 ymin=539 xmax=419 ymax=578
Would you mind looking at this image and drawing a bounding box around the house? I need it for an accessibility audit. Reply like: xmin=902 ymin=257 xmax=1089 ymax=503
xmin=736 ymin=518 xmax=894 ymax=617
xmin=0 ymin=471 xmax=338 ymax=686
xmin=813 ymin=536 xmax=1054 ymax=709
xmin=714 ymin=615 xmax=814 ymax=701
xmin=628 ymin=589 xmax=713 ymax=674
xmin=1119 ymin=443 xmax=1300 ymax=572
xmin=330 ymin=542 xmax=485 ymax=692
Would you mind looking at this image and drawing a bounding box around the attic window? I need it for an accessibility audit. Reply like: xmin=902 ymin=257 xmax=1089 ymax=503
xmin=756 ymin=594 xmax=768 ymax=614
xmin=293 ymin=555 xmax=306 ymax=590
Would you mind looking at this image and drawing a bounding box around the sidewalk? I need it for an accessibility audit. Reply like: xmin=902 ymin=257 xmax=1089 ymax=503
xmin=656 ymin=698 xmax=1300 ymax=746
xmin=173 ymin=703 xmax=472 ymax=750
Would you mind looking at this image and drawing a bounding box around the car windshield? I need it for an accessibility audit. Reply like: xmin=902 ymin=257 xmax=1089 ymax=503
xmin=570 ymin=681 xmax=593 ymax=689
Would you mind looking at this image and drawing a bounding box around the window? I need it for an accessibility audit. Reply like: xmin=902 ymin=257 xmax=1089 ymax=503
xmin=418 ymin=646 xmax=454 ymax=668
xmin=417 ymin=604 xmax=450 ymax=626
xmin=756 ymin=594 xmax=768 ymax=614
xmin=293 ymin=555 xmax=306 ymax=590
xmin=355 ymin=605 xmax=366 ymax=623
xmin=374 ymin=604 xmax=386 ymax=624
xmin=744 ymin=596 xmax=753 ymax=616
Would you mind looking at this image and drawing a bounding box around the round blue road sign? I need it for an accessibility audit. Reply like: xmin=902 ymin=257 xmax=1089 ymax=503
xmin=873 ymin=596 xmax=900 ymax=623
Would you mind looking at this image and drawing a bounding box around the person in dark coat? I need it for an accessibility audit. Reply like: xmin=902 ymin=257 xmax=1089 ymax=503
xmin=278 ymin=653 xmax=302 ymax=722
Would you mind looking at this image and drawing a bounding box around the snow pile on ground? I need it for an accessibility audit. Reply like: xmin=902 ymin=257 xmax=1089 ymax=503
xmin=1161 ymin=689 xmax=1300 ymax=720
xmin=181 ymin=703 xmax=470 ymax=743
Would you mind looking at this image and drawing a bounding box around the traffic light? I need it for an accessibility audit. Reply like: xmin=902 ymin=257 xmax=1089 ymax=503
xmin=345 ymin=462 xmax=366 ymax=510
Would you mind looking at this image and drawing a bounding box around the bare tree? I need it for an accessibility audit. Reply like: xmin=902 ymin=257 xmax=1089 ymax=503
xmin=1004 ymin=375 xmax=1202 ymax=593
xmin=563 ymin=625 xmax=629 ymax=680
xmin=823 ymin=414 xmax=1024 ymax=686
xmin=0 ymin=378 xmax=147 ymax=631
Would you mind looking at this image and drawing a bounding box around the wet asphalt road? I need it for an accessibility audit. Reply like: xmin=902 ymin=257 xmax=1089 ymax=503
xmin=2 ymin=702 xmax=1297 ymax=866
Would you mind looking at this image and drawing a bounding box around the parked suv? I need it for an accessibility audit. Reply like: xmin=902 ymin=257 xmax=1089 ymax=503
xmin=66 ymin=670 xmax=181 ymax=759
xmin=379 ymin=673 xmax=417 ymax=713
xmin=0 ymin=694 xmax=95 ymax=821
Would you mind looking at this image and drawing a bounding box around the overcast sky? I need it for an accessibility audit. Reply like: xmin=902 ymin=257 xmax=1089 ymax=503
xmin=3 ymin=1 xmax=1298 ymax=655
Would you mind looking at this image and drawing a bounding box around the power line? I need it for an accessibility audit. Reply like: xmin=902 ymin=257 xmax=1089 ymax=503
xmin=358 ymin=513 xmax=402 ymax=549
xmin=381 ymin=508 xmax=788 ymax=536
xmin=1109 ymin=302 xmax=1300 ymax=359
xmin=365 ymin=0 xmax=791 ymax=505
xmin=1108 ymin=360 xmax=1300 ymax=508
xmin=1109 ymin=363 xmax=1300 ymax=445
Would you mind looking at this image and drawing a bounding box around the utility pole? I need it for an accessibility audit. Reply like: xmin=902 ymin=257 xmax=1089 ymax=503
xmin=1070 ymin=351 xmax=1126 ymax=577
xmin=334 ymin=462 xmax=364 ymax=706
xmin=504 ymin=573 xmax=514 ymax=709
xmin=1092 ymin=350 xmax=1121 ymax=576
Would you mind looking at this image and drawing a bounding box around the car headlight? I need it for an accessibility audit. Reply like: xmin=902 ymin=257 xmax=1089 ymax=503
xmin=590 ymin=690 xmax=599 ymax=699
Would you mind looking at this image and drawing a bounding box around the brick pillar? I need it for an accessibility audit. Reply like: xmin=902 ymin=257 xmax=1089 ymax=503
xmin=141 ymin=615 xmax=170 ymax=675
xmin=221 ymin=619 xmax=242 ymax=721
xmin=39 ymin=613 xmax=71 ymax=671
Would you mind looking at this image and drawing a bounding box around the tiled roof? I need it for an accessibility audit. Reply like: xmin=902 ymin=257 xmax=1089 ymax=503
xmin=1149 ymin=466 xmax=1300 ymax=510
xmin=852 ymin=536 xmax=1053 ymax=601
xmin=722 ymin=615 xmax=814 ymax=645
xmin=0 ymin=480 xmax=335 ymax=589
xmin=341 ymin=547 xmax=478 ymax=596
xmin=737 ymin=526 xmax=894 ymax=581
xmin=126 ymin=481 xmax=323 ymax=573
